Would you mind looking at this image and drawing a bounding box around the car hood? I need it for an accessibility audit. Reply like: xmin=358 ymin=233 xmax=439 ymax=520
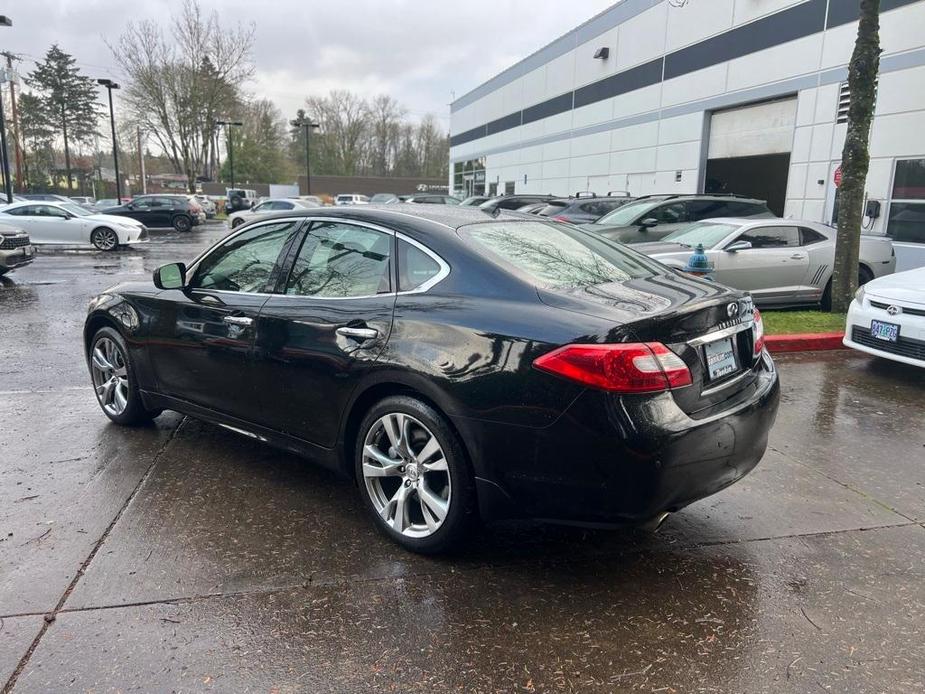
xmin=865 ymin=267 xmax=925 ymax=305
xmin=0 ymin=222 xmax=26 ymax=235
xmin=633 ymin=241 xmax=693 ymax=256
xmin=88 ymin=213 xmax=143 ymax=226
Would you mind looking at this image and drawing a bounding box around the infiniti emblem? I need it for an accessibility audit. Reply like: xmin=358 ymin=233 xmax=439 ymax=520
xmin=727 ymin=302 xmax=740 ymax=318
xmin=886 ymin=305 xmax=901 ymax=316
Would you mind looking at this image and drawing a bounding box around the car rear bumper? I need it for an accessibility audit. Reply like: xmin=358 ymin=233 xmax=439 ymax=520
xmin=459 ymin=351 xmax=780 ymax=524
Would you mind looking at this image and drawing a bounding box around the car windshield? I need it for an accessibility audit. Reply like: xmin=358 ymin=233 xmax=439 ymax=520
xmin=461 ymin=221 xmax=663 ymax=290
xmin=370 ymin=194 xmax=396 ymax=203
xmin=662 ymin=222 xmax=742 ymax=248
xmin=592 ymin=200 xmax=663 ymax=226
xmin=60 ymin=203 xmax=92 ymax=217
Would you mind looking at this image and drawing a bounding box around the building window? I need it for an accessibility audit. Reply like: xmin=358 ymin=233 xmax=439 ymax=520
xmin=887 ymin=159 xmax=925 ymax=244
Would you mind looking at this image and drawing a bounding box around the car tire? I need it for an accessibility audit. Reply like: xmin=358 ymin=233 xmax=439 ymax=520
xmin=821 ymin=266 xmax=875 ymax=310
xmin=173 ymin=215 xmax=192 ymax=232
xmin=88 ymin=326 xmax=160 ymax=425
xmin=355 ymin=395 xmax=475 ymax=554
xmin=231 ymin=218 xmax=244 ymax=229
xmin=90 ymin=227 xmax=119 ymax=251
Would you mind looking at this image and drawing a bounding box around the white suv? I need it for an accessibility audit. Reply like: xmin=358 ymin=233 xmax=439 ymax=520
xmin=334 ymin=194 xmax=369 ymax=206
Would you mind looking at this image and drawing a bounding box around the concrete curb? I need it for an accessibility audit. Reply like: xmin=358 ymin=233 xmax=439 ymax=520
xmin=765 ymin=332 xmax=846 ymax=353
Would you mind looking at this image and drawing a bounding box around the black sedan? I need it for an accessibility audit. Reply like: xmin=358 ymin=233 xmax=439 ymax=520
xmin=84 ymin=205 xmax=780 ymax=553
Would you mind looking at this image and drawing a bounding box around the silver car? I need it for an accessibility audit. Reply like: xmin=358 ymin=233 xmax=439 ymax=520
xmin=635 ymin=218 xmax=896 ymax=308
xmin=228 ymin=198 xmax=318 ymax=228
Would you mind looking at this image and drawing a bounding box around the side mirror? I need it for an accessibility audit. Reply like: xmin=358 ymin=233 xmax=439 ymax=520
xmin=153 ymin=262 xmax=186 ymax=290
xmin=639 ymin=217 xmax=658 ymax=229
xmin=125 ymin=203 xmax=135 ymax=210
xmin=725 ymin=240 xmax=753 ymax=253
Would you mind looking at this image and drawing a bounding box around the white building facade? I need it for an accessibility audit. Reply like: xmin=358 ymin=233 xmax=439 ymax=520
xmin=449 ymin=0 xmax=925 ymax=270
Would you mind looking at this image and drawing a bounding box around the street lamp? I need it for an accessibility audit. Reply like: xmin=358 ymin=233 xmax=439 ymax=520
xmin=216 ymin=120 xmax=243 ymax=190
xmin=290 ymin=117 xmax=319 ymax=195
xmin=97 ymin=79 xmax=122 ymax=202
xmin=0 ymin=15 xmax=12 ymax=204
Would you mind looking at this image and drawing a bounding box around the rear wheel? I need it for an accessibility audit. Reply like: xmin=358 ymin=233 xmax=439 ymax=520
xmin=356 ymin=396 xmax=475 ymax=553
xmin=231 ymin=217 xmax=244 ymax=229
xmin=173 ymin=215 xmax=192 ymax=232
xmin=90 ymin=227 xmax=119 ymax=251
xmin=89 ymin=327 xmax=160 ymax=425
xmin=821 ymin=266 xmax=875 ymax=310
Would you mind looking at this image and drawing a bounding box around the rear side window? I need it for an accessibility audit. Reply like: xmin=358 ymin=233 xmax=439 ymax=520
xmin=536 ymin=202 xmax=568 ymax=216
xmin=397 ymin=239 xmax=443 ymax=292
xmin=737 ymin=226 xmax=800 ymax=248
xmin=799 ymin=227 xmax=827 ymax=245
xmin=461 ymin=221 xmax=662 ymax=290
xmin=686 ymin=200 xmax=732 ymax=220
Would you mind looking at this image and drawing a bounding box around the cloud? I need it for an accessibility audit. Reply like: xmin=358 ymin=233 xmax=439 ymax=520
xmin=6 ymin=0 xmax=615 ymax=126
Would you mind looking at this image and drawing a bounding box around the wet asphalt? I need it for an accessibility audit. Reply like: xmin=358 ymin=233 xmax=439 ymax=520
xmin=1 ymin=223 xmax=923 ymax=693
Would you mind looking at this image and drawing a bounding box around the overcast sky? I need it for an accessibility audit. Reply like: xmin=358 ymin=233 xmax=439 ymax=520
xmin=5 ymin=0 xmax=615 ymax=126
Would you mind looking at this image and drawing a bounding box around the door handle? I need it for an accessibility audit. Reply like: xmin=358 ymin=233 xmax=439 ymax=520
xmin=790 ymin=253 xmax=806 ymax=260
xmin=223 ymin=315 xmax=253 ymax=327
xmin=336 ymin=326 xmax=379 ymax=340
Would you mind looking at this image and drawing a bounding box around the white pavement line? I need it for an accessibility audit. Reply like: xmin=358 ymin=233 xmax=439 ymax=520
xmin=0 ymin=416 xmax=187 ymax=694
xmin=0 ymin=387 xmax=93 ymax=395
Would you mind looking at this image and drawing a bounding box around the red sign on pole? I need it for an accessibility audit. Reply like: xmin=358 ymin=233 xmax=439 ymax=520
xmin=834 ymin=165 xmax=843 ymax=188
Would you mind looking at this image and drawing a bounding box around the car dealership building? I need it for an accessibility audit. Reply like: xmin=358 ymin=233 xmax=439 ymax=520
xmin=449 ymin=0 xmax=925 ymax=270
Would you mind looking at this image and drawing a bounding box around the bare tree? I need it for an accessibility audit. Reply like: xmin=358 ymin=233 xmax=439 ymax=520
xmin=830 ymin=0 xmax=881 ymax=312
xmin=368 ymin=95 xmax=406 ymax=176
xmin=110 ymin=0 xmax=254 ymax=191
xmin=304 ymin=90 xmax=370 ymax=176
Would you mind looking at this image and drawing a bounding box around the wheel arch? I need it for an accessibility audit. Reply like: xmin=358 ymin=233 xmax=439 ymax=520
xmin=339 ymin=377 xmax=475 ymax=484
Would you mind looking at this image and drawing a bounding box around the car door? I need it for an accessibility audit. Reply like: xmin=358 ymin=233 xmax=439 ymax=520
xmin=2 ymin=205 xmax=44 ymax=241
xmin=713 ymin=225 xmax=809 ymax=303
xmin=122 ymin=197 xmax=153 ymax=225
xmin=29 ymin=205 xmax=77 ymax=243
xmin=618 ymin=201 xmax=688 ymax=243
xmin=251 ymin=219 xmax=396 ymax=445
xmin=144 ymin=218 xmax=305 ymax=419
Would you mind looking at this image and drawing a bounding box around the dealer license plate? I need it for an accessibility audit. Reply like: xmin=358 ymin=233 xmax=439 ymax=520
xmin=704 ymin=337 xmax=739 ymax=381
xmin=870 ymin=319 xmax=899 ymax=343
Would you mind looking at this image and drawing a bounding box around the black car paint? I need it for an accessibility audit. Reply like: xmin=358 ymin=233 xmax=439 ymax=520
xmin=85 ymin=205 xmax=779 ymax=525
xmin=102 ymin=196 xmax=197 ymax=229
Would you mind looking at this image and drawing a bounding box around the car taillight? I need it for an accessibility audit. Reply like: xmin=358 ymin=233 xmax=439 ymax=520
xmin=552 ymin=215 xmax=570 ymax=223
xmin=533 ymin=342 xmax=692 ymax=393
xmin=752 ymin=309 xmax=765 ymax=356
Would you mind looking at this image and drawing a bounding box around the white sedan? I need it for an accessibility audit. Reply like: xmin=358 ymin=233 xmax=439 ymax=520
xmin=0 ymin=201 xmax=147 ymax=251
xmin=843 ymin=267 xmax=925 ymax=368
xmin=228 ymin=198 xmax=318 ymax=229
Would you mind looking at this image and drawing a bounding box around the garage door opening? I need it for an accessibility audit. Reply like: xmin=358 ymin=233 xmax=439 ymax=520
xmin=704 ymin=97 xmax=797 ymax=217
xmin=705 ymin=153 xmax=790 ymax=216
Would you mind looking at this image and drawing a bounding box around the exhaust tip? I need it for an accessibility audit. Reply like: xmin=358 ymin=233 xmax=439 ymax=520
xmin=639 ymin=512 xmax=670 ymax=532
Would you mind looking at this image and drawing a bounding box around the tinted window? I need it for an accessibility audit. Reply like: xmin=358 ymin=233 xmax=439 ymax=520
xmin=730 ymin=201 xmax=771 ymax=216
xmin=4 ymin=205 xmax=36 ymax=216
xmin=799 ymin=227 xmax=827 ymax=245
xmin=132 ymin=198 xmax=153 ymax=209
xmin=286 ymin=222 xmax=392 ymax=298
xmin=686 ymin=200 xmax=733 ymax=220
xmin=536 ymin=202 xmax=569 ymax=216
xmin=737 ymin=226 xmax=799 ymax=248
xmin=192 ymin=220 xmax=300 ymax=293
xmin=462 ymin=221 xmax=663 ymax=290
xmin=397 ymin=239 xmax=442 ymax=292
xmin=892 ymin=159 xmax=925 ymax=199
xmin=650 ymin=202 xmax=687 ymax=224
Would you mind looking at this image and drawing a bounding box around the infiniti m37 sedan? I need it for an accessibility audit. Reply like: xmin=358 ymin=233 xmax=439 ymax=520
xmin=84 ymin=205 xmax=780 ymax=553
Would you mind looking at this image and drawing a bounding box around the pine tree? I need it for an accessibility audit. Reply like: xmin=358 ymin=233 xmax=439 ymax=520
xmin=27 ymin=45 xmax=101 ymax=191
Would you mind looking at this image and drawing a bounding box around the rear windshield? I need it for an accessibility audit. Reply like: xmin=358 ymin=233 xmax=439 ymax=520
xmin=460 ymin=221 xmax=663 ymax=290
xmin=536 ymin=201 xmax=569 ymax=216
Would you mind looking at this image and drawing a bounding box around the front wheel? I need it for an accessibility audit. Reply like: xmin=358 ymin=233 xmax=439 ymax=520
xmin=173 ymin=215 xmax=192 ymax=232
xmin=89 ymin=326 xmax=160 ymax=425
xmin=231 ymin=217 xmax=244 ymax=229
xmin=90 ymin=227 xmax=119 ymax=251
xmin=356 ymin=396 xmax=475 ymax=553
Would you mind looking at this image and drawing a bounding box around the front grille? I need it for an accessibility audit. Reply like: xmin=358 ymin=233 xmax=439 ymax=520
xmin=851 ymin=326 xmax=925 ymax=360
xmin=0 ymin=235 xmax=29 ymax=250
xmin=869 ymin=300 xmax=925 ymax=318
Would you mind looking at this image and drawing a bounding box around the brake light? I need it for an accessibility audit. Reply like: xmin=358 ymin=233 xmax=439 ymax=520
xmin=533 ymin=342 xmax=692 ymax=393
xmin=552 ymin=215 xmax=570 ymax=223
xmin=752 ymin=309 xmax=765 ymax=356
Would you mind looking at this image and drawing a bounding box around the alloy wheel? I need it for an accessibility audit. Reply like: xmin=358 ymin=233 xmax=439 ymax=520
xmin=362 ymin=412 xmax=451 ymax=538
xmin=92 ymin=228 xmax=118 ymax=251
xmin=90 ymin=336 xmax=130 ymax=416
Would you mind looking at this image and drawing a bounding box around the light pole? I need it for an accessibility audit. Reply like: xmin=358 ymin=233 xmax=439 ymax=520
xmin=216 ymin=120 xmax=243 ymax=190
xmin=97 ymin=79 xmax=121 ymax=202
xmin=0 ymin=15 xmax=13 ymax=204
xmin=290 ymin=117 xmax=319 ymax=195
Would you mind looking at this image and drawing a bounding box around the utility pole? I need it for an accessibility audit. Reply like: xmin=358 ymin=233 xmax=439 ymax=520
xmin=0 ymin=16 xmax=12 ymax=203
xmin=96 ymin=79 xmax=121 ymax=201
xmin=216 ymin=120 xmax=242 ymax=189
xmin=290 ymin=117 xmax=320 ymax=195
xmin=137 ymin=127 xmax=146 ymax=194
xmin=1 ymin=51 xmax=23 ymax=193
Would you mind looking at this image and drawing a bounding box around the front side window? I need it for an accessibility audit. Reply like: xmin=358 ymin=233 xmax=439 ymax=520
xmin=593 ymin=200 xmax=663 ymax=226
xmin=650 ymin=202 xmax=687 ymax=224
xmin=462 ymin=221 xmax=662 ymax=291
xmin=38 ymin=205 xmax=68 ymax=218
xmin=286 ymin=222 xmax=392 ymax=298
xmin=887 ymin=159 xmax=925 ymax=243
xmin=736 ymin=226 xmax=799 ymax=249
xmin=133 ymin=198 xmax=153 ymax=210
xmin=191 ymin=220 xmax=301 ymax=293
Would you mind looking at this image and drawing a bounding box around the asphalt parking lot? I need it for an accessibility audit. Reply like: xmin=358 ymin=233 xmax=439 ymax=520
xmin=1 ymin=223 xmax=923 ymax=693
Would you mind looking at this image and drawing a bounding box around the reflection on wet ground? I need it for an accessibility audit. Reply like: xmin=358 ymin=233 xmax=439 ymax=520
xmin=1 ymin=222 xmax=923 ymax=692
